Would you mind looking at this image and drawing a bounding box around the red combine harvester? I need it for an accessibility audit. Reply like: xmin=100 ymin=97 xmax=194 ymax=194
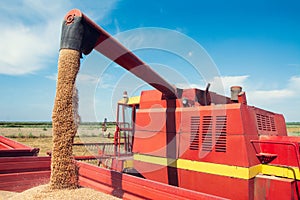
xmin=61 ymin=9 xmax=299 ymax=199
xmin=1 ymin=9 xmax=297 ymax=200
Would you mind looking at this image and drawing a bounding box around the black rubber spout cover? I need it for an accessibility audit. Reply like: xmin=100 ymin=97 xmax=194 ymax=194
xmin=60 ymin=13 xmax=100 ymax=55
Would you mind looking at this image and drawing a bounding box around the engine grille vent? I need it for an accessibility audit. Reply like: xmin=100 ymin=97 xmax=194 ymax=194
xmin=189 ymin=116 xmax=200 ymax=150
xmin=189 ymin=115 xmax=227 ymax=153
xmin=202 ymin=116 xmax=213 ymax=152
xmin=256 ymin=114 xmax=276 ymax=132
xmin=215 ymin=116 xmax=227 ymax=152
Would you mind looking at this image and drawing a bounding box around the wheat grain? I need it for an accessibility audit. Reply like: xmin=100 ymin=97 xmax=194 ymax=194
xmin=50 ymin=49 xmax=80 ymax=189
xmin=5 ymin=184 xmax=120 ymax=200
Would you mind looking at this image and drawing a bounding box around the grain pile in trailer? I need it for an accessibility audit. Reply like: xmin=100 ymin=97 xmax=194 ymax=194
xmin=5 ymin=184 xmax=120 ymax=200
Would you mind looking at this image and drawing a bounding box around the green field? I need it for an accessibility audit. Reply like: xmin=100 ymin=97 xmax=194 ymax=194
xmin=286 ymin=122 xmax=300 ymax=136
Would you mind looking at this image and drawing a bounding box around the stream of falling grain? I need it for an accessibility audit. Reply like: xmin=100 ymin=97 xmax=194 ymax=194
xmin=50 ymin=49 xmax=80 ymax=189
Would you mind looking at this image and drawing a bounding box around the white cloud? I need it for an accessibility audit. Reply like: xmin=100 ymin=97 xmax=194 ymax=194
xmin=45 ymin=73 xmax=57 ymax=81
xmin=249 ymin=76 xmax=300 ymax=102
xmin=250 ymin=89 xmax=294 ymax=99
xmin=244 ymin=76 xmax=300 ymax=121
xmin=0 ymin=0 xmax=119 ymax=76
xmin=0 ymin=1 xmax=69 ymax=75
xmin=176 ymin=83 xmax=203 ymax=89
xmin=77 ymin=74 xmax=99 ymax=84
xmin=96 ymin=74 xmax=116 ymax=89
xmin=208 ymin=75 xmax=249 ymax=95
xmin=176 ymin=75 xmax=249 ymax=95
xmin=289 ymin=76 xmax=300 ymax=89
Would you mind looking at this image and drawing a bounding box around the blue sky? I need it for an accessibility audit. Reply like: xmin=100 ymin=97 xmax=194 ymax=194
xmin=0 ymin=0 xmax=299 ymax=122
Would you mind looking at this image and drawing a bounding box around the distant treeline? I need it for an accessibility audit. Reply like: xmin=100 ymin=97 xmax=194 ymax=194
xmin=286 ymin=122 xmax=300 ymax=126
xmin=0 ymin=121 xmax=116 ymax=128
xmin=80 ymin=122 xmax=116 ymax=126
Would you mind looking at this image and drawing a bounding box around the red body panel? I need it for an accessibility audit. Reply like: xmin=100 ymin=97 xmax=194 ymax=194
xmin=132 ymin=89 xmax=297 ymax=199
xmin=179 ymin=169 xmax=255 ymax=200
xmin=254 ymin=175 xmax=298 ymax=200
xmin=133 ymin=160 xmax=255 ymax=199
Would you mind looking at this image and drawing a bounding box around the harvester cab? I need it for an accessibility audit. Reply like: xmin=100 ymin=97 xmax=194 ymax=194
xmin=114 ymin=91 xmax=140 ymax=155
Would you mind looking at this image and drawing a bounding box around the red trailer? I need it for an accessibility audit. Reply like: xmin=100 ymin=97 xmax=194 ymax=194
xmin=0 ymin=136 xmax=39 ymax=157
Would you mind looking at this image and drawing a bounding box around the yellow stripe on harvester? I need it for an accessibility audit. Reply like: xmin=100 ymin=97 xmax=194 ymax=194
xmin=127 ymin=96 xmax=140 ymax=105
xmin=261 ymin=164 xmax=300 ymax=180
xmin=134 ymin=154 xmax=300 ymax=180
xmin=177 ymin=159 xmax=261 ymax=179
xmin=118 ymin=96 xmax=140 ymax=105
